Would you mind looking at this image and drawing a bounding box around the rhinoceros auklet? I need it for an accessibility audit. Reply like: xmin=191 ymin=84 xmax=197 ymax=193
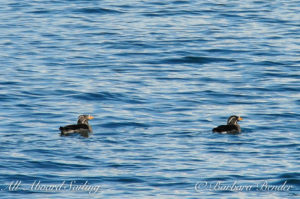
xmin=59 ymin=115 xmax=94 ymax=137
xmin=212 ymin=115 xmax=243 ymax=134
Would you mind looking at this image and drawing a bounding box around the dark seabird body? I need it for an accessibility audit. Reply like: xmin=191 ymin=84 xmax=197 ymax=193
xmin=212 ymin=115 xmax=243 ymax=134
xmin=59 ymin=115 xmax=94 ymax=137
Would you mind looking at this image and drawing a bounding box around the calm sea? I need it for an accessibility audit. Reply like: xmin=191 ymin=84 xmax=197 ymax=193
xmin=0 ymin=0 xmax=299 ymax=198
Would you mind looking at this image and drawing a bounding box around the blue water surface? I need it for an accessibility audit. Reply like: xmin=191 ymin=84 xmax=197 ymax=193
xmin=0 ymin=0 xmax=299 ymax=198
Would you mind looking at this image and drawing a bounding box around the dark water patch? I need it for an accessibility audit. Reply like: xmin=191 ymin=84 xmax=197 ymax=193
xmin=197 ymin=77 xmax=230 ymax=84
xmin=277 ymin=173 xmax=300 ymax=187
xmin=20 ymin=90 xmax=48 ymax=99
xmin=252 ymin=51 xmax=284 ymax=58
xmin=104 ymin=176 xmax=145 ymax=183
xmin=204 ymin=90 xmax=258 ymax=100
xmin=27 ymin=160 xmax=92 ymax=170
xmin=162 ymin=56 xmax=236 ymax=64
xmin=101 ymin=138 xmax=120 ymax=144
xmin=50 ymin=89 xmax=79 ymax=96
xmin=255 ymin=61 xmax=287 ymax=66
xmin=0 ymin=94 xmax=17 ymax=102
xmin=107 ymin=163 xmax=142 ymax=169
xmin=149 ymin=181 xmax=189 ymax=187
xmin=162 ymin=168 xmax=196 ymax=173
xmin=262 ymin=72 xmax=300 ymax=79
xmin=107 ymin=40 xmax=157 ymax=50
xmin=202 ymin=177 xmax=232 ymax=182
xmin=73 ymin=155 xmax=94 ymax=160
xmin=73 ymin=7 xmax=124 ymax=14
xmin=70 ymin=91 xmax=145 ymax=104
xmin=263 ymin=143 xmax=299 ymax=149
xmin=240 ymin=128 xmax=254 ymax=134
xmin=260 ymin=17 xmax=290 ymax=25
xmin=28 ymin=9 xmax=53 ymax=14
xmin=205 ymin=48 xmax=250 ymax=54
xmin=127 ymin=155 xmax=160 ymax=161
xmin=115 ymin=52 xmax=159 ymax=58
xmin=22 ymin=148 xmax=58 ymax=156
xmin=0 ymin=174 xmax=44 ymax=181
xmin=172 ymin=0 xmax=189 ymax=5
xmin=1 ymin=81 xmax=21 ymax=86
xmin=219 ymin=13 xmax=243 ymax=19
xmin=142 ymin=10 xmax=202 ymax=17
xmin=111 ymin=148 xmax=129 ymax=153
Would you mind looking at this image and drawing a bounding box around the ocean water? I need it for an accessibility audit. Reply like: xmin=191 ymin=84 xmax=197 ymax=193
xmin=0 ymin=0 xmax=299 ymax=198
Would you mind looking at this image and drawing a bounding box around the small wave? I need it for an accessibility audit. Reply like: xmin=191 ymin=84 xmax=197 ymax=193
xmin=0 ymin=94 xmax=16 ymax=102
xmin=28 ymin=9 xmax=52 ymax=14
xmin=107 ymin=163 xmax=141 ymax=169
xmin=143 ymin=10 xmax=201 ymax=17
xmin=149 ymin=181 xmax=190 ymax=187
xmin=277 ymin=172 xmax=300 ymax=187
xmin=163 ymin=56 xmax=235 ymax=64
xmin=71 ymin=92 xmax=145 ymax=104
xmin=27 ymin=160 xmax=92 ymax=170
xmin=74 ymin=7 xmax=123 ymax=14
xmin=72 ymin=92 xmax=124 ymax=101
xmin=104 ymin=176 xmax=144 ymax=183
